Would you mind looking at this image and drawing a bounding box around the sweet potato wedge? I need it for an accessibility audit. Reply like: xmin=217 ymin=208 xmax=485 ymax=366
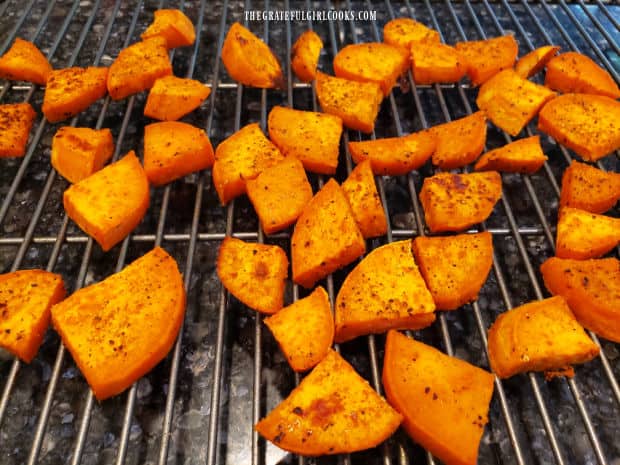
xmin=0 ymin=37 xmax=52 ymax=85
xmin=144 ymin=76 xmax=211 ymax=121
xmin=559 ymin=161 xmax=620 ymax=214
xmin=383 ymin=18 xmax=440 ymax=51
xmin=541 ymin=257 xmax=620 ymax=343
xmin=143 ymin=121 xmax=214 ymax=186
xmin=383 ymin=330 xmax=494 ymax=465
xmin=545 ymin=52 xmax=620 ymax=99
xmin=316 ymin=71 xmax=384 ymax=134
xmin=216 ymin=237 xmax=288 ymax=314
xmin=0 ymin=270 xmax=65 ymax=363
xmin=514 ymin=45 xmax=560 ymax=78
xmin=474 ymin=135 xmax=547 ymax=174
xmin=267 ymin=106 xmax=343 ymax=174
xmin=429 ymin=111 xmax=487 ymax=169
xmin=556 ymin=207 xmax=620 ymax=260
xmin=412 ymin=232 xmax=493 ymax=311
xmin=411 ymin=42 xmax=467 ymax=85
xmin=51 ymin=247 xmax=185 ymax=400
xmin=63 ymin=151 xmax=150 ymax=252
xmin=0 ymin=103 xmax=36 ymax=158
xmin=420 ymin=171 xmax=503 ymax=233
xmin=291 ymin=30 xmax=323 ymax=82
xmin=51 ymin=127 xmax=114 ymax=184
xmin=538 ymin=93 xmax=620 ymax=162
xmin=42 ymin=67 xmax=108 ymax=123
xmin=335 ymin=240 xmax=436 ymax=343
xmin=246 ymin=157 xmax=313 ymax=235
xmin=140 ymin=9 xmax=195 ymax=49
xmin=487 ymin=296 xmax=599 ymax=379
xmin=291 ymin=178 xmax=365 ymax=288
xmin=221 ymin=22 xmax=283 ymax=89
xmin=264 ymin=286 xmax=333 ymax=372
xmin=455 ymin=35 xmax=519 ymax=86
xmin=256 ymin=349 xmax=402 ymax=455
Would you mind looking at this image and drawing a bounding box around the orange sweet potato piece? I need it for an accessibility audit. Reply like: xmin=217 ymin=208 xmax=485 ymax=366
xmin=487 ymin=296 xmax=599 ymax=379
xmin=0 ymin=38 xmax=52 ymax=85
xmin=412 ymin=232 xmax=493 ymax=311
xmin=291 ymin=30 xmax=323 ymax=82
xmin=143 ymin=121 xmax=214 ymax=186
xmin=51 ymin=127 xmax=114 ymax=183
xmin=474 ymin=135 xmax=547 ymax=174
xmin=264 ymin=286 xmax=333 ymax=372
xmin=246 ymin=157 xmax=313 ymax=235
xmin=420 ymin=171 xmax=502 ymax=233
xmin=144 ymin=76 xmax=210 ymax=121
xmin=382 ymin=330 xmax=494 ymax=465
xmin=514 ymin=45 xmax=560 ymax=78
xmin=141 ymin=9 xmax=195 ymax=49
xmin=268 ymin=106 xmax=343 ymax=174
xmin=107 ymin=37 xmax=172 ymax=100
xmin=560 ymin=161 xmax=620 ymax=214
xmin=335 ymin=240 xmax=435 ymax=343
xmin=455 ymin=35 xmax=519 ymax=86
xmin=256 ymin=349 xmax=402 ymax=455
xmin=430 ymin=111 xmax=487 ymax=169
xmin=221 ymin=22 xmax=284 ymax=89
xmin=63 ymin=151 xmax=149 ymax=252
xmin=292 ymin=179 xmax=365 ymax=288
xmin=316 ymin=71 xmax=384 ymax=134
xmin=556 ymin=207 xmax=620 ymax=260
xmin=216 ymin=236 xmax=288 ymax=314
xmin=51 ymin=247 xmax=185 ymax=400
xmin=0 ymin=270 xmax=65 ymax=363
xmin=545 ymin=52 xmax=620 ymax=99
xmin=42 ymin=67 xmax=108 ymax=123
xmin=383 ymin=18 xmax=440 ymax=51
xmin=349 ymin=129 xmax=436 ymax=175
xmin=212 ymin=123 xmax=284 ymax=205
xmin=541 ymin=257 xmax=620 ymax=343
xmin=0 ymin=103 xmax=36 ymax=158
xmin=411 ymin=42 xmax=467 ymax=85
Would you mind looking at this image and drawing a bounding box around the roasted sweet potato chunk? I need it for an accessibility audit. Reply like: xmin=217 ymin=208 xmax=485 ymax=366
xmin=411 ymin=42 xmax=467 ymax=85
xmin=51 ymin=247 xmax=185 ymax=400
xmin=217 ymin=237 xmax=288 ymax=314
xmin=268 ymin=106 xmax=343 ymax=174
xmin=545 ymin=52 xmax=620 ymax=99
xmin=383 ymin=18 xmax=440 ymax=51
xmin=559 ymin=161 xmax=620 ymax=214
xmin=264 ymin=286 xmax=333 ymax=372
xmin=383 ymin=330 xmax=494 ymax=465
xmin=256 ymin=349 xmax=402 ymax=455
xmin=556 ymin=207 xmax=620 ymax=260
xmin=0 ymin=103 xmax=36 ymax=158
xmin=541 ymin=257 xmax=620 ymax=343
xmin=144 ymin=76 xmax=210 ymax=121
xmin=63 ymin=151 xmax=150 ymax=251
xmin=514 ymin=45 xmax=560 ymax=78
xmin=0 ymin=270 xmax=65 ymax=363
xmin=474 ymin=135 xmax=547 ymax=174
xmin=292 ymin=179 xmax=365 ymax=288
xmin=420 ymin=171 xmax=503 ymax=233
xmin=141 ymin=9 xmax=196 ymax=49
xmin=455 ymin=35 xmax=518 ymax=86
xmin=291 ymin=30 xmax=323 ymax=82
xmin=430 ymin=111 xmax=487 ymax=169
xmin=335 ymin=240 xmax=435 ymax=343
xmin=0 ymin=38 xmax=52 ymax=85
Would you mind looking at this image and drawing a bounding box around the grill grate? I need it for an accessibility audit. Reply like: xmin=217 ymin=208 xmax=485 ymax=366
xmin=0 ymin=1 xmax=619 ymax=465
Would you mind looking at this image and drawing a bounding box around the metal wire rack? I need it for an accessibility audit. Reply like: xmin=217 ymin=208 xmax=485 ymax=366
xmin=0 ymin=1 xmax=618 ymax=465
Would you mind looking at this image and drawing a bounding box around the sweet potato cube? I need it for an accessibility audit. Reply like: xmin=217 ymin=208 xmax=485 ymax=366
xmin=455 ymin=35 xmax=518 ymax=86
xmin=63 ymin=151 xmax=150 ymax=251
xmin=0 ymin=103 xmax=36 ymax=158
xmin=556 ymin=207 xmax=620 ymax=260
xmin=514 ymin=45 xmax=560 ymax=78
xmin=316 ymin=71 xmax=384 ymax=134
xmin=51 ymin=247 xmax=185 ymax=400
xmin=144 ymin=76 xmax=210 ymax=121
xmin=541 ymin=257 xmax=620 ymax=343
xmin=0 ymin=38 xmax=52 ymax=85
xmin=268 ymin=106 xmax=343 ymax=174
xmin=42 ymin=67 xmax=108 ymax=123
xmin=264 ymin=286 xmax=333 ymax=372
xmin=216 ymin=237 xmax=288 ymax=314
xmin=246 ymin=157 xmax=313 ymax=235
xmin=420 ymin=171 xmax=502 ymax=233
xmin=560 ymin=161 xmax=620 ymax=214
xmin=474 ymin=135 xmax=547 ymax=174
xmin=291 ymin=30 xmax=323 ymax=82
xmin=212 ymin=123 xmax=284 ymax=204
xmin=383 ymin=18 xmax=440 ymax=51
xmin=335 ymin=240 xmax=435 ymax=343
xmin=382 ymin=330 xmax=494 ymax=465
xmin=0 ymin=270 xmax=65 ymax=362
xmin=545 ymin=52 xmax=620 ymax=99
xmin=429 ymin=111 xmax=487 ymax=169
xmin=256 ymin=349 xmax=402 ymax=455
xmin=107 ymin=37 xmax=172 ymax=100
xmin=51 ymin=127 xmax=114 ymax=183
xmin=292 ymin=179 xmax=365 ymax=288
xmin=411 ymin=42 xmax=467 ymax=85
xmin=140 ymin=9 xmax=195 ymax=49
